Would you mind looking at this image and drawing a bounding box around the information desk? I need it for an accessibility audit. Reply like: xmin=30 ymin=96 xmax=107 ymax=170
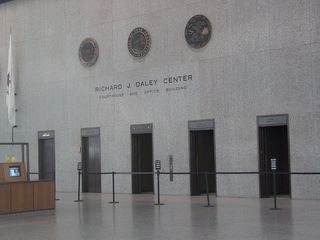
xmin=0 ymin=180 xmax=55 ymax=214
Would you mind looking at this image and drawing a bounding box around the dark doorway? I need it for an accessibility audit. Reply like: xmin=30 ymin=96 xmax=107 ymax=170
xmin=131 ymin=131 xmax=154 ymax=194
xmin=81 ymin=128 xmax=101 ymax=193
xmin=190 ymin=130 xmax=216 ymax=195
xmin=38 ymin=131 xmax=55 ymax=181
xmin=259 ymin=126 xmax=291 ymax=197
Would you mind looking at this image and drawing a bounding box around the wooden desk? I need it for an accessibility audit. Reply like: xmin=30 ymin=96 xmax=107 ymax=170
xmin=0 ymin=180 xmax=55 ymax=214
xmin=11 ymin=182 xmax=34 ymax=212
xmin=0 ymin=184 xmax=11 ymax=214
xmin=34 ymin=181 xmax=55 ymax=210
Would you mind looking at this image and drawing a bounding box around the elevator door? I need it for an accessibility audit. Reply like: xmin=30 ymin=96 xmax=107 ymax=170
xmin=259 ymin=126 xmax=290 ymax=197
xmin=82 ymin=136 xmax=101 ymax=193
xmin=39 ymin=138 xmax=55 ymax=180
xmin=132 ymin=133 xmax=154 ymax=194
xmin=190 ymin=130 xmax=216 ymax=195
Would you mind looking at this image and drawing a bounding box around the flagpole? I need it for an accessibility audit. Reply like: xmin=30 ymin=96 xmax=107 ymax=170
xmin=7 ymin=28 xmax=17 ymax=142
xmin=10 ymin=27 xmax=13 ymax=143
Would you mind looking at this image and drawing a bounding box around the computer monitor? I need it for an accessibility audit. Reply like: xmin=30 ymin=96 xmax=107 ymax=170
xmin=8 ymin=166 xmax=21 ymax=177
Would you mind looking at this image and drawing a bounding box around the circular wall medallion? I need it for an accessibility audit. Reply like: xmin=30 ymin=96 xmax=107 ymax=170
xmin=128 ymin=27 xmax=151 ymax=58
xmin=79 ymin=38 xmax=99 ymax=67
xmin=185 ymin=15 xmax=212 ymax=49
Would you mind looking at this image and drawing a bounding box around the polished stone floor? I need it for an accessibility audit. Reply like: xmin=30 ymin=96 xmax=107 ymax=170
xmin=0 ymin=193 xmax=319 ymax=240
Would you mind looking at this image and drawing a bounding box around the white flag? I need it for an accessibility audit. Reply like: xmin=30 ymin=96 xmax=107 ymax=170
xmin=6 ymin=34 xmax=16 ymax=128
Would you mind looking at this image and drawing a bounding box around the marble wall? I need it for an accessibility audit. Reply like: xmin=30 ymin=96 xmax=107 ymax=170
xmin=0 ymin=0 xmax=319 ymax=198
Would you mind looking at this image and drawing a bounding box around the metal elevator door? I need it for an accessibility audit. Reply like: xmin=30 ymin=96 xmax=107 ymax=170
xmin=82 ymin=136 xmax=101 ymax=193
xmin=259 ymin=126 xmax=291 ymax=197
xmin=190 ymin=130 xmax=216 ymax=196
xmin=39 ymin=138 xmax=55 ymax=180
xmin=132 ymin=133 xmax=154 ymax=194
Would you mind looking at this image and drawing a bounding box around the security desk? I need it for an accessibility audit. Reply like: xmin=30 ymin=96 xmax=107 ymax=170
xmin=0 ymin=180 xmax=55 ymax=214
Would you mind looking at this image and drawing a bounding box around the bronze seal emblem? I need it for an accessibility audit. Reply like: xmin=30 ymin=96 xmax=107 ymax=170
xmin=185 ymin=15 xmax=212 ymax=49
xmin=79 ymin=38 xmax=99 ymax=67
xmin=128 ymin=27 xmax=151 ymax=58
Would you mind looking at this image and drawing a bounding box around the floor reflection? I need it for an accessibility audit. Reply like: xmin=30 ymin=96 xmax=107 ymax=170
xmin=0 ymin=193 xmax=319 ymax=240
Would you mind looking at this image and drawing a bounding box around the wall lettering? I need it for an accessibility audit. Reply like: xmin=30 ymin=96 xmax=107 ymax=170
xmin=94 ymin=73 xmax=194 ymax=99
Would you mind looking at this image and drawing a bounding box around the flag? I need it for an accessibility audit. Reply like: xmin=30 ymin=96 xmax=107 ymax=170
xmin=6 ymin=34 xmax=16 ymax=128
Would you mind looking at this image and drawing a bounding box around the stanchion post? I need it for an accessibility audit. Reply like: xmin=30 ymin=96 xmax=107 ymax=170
xmin=54 ymin=172 xmax=60 ymax=201
xmin=273 ymin=170 xmax=277 ymax=208
xmin=270 ymin=158 xmax=280 ymax=210
xmin=109 ymin=171 xmax=119 ymax=204
xmin=154 ymin=160 xmax=164 ymax=206
xmin=154 ymin=170 xmax=164 ymax=205
xmin=74 ymin=170 xmax=84 ymax=202
xmin=204 ymin=172 xmax=214 ymax=207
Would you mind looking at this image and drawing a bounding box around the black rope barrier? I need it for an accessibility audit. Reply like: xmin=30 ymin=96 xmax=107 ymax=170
xmin=75 ymin=170 xmax=320 ymax=208
xmin=29 ymin=169 xmax=320 ymax=209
